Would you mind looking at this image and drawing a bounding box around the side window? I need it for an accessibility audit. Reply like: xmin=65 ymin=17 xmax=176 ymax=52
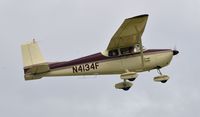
xmin=120 ymin=47 xmax=134 ymax=55
xmin=108 ymin=49 xmax=119 ymax=57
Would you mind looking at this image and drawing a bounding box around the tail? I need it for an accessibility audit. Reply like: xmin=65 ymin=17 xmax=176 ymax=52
xmin=21 ymin=39 xmax=49 ymax=80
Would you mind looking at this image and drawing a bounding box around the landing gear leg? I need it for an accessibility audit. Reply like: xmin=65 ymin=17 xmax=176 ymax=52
xmin=157 ymin=69 xmax=162 ymax=75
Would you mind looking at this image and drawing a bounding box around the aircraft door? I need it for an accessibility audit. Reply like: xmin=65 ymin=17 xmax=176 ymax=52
xmin=119 ymin=47 xmax=140 ymax=71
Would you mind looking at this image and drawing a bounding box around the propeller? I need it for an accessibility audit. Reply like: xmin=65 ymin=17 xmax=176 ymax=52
xmin=173 ymin=45 xmax=179 ymax=55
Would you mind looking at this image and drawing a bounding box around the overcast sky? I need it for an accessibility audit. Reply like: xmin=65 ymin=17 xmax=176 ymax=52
xmin=0 ymin=0 xmax=200 ymax=117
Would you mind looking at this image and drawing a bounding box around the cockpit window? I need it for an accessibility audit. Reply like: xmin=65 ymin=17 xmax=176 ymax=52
xmin=134 ymin=44 xmax=145 ymax=53
xmin=134 ymin=44 xmax=141 ymax=53
xmin=108 ymin=45 xmax=145 ymax=57
xmin=108 ymin=49 xmax=119 ymax=57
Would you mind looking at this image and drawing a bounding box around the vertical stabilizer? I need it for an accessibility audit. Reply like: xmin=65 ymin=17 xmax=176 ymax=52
xmin=21 ymin=39 xmax=45 ymax=67
xmin=21 ymin=39 xmax=49 ymax=80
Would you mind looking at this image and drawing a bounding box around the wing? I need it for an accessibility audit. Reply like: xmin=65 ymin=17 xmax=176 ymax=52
xmin=107 ymin=14 xmax=148 ymax=50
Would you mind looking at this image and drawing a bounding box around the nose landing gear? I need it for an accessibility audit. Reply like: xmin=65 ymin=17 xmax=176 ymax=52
xmin=154 ymin=69 xmax=169 ymax=83
xmin=114 ymin=71 xmax=138 ymax=91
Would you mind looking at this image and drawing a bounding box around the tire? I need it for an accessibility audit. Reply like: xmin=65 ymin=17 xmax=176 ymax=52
xmin=128 ymin=78 xmax=136 ymax=81
xmin=122 ymin=87 xmax=131 ymax=91
xmin=161 ymin=80 xmax=167 ymax=83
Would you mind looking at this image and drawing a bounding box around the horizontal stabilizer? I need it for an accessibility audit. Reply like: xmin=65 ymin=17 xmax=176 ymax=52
xmin=24 ymin=63 xmax=49 ymax=74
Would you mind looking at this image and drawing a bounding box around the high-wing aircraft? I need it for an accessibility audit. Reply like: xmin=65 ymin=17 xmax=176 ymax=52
xmin=21 ymin=14 xmax=179 ymax=91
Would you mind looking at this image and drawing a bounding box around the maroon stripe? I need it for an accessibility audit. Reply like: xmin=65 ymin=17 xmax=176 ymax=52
xmin=48 ymin=53 xmax=109 ymax=69
xmin=48 ymin=49 xmax=171 ymax=70
xmin=144 ymin=49 xmax=171 ymax=53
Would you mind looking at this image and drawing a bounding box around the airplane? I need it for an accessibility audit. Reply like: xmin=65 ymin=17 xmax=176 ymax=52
xmin=21 ymin=14 xmax=179 ymax=91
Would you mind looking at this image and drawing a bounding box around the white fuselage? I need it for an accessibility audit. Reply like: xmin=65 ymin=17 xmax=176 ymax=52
xmin=43 ymin=49 xmax=173 ymax=77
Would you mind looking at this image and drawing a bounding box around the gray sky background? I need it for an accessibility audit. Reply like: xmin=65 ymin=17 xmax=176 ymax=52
xmin=0 ymin=0 xmax=200 ymax=117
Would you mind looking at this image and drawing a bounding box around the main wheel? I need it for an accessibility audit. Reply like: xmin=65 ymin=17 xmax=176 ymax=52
xmin=115 ymin=81 xmax=133 ymax=90
xmin=122 ymin=87 xmax=131 ymax=91
xmin=128 ymin=78 xmax=136 ymax=81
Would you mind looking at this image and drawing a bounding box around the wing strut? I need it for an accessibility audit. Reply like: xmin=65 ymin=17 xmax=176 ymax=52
xmin=136 ymin=30 xmax=145 ymax=70
xmin=139 ymin=37 xmax=144 ymax=69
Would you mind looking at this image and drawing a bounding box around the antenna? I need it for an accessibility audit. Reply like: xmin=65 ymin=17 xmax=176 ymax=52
xmin=33 ymin=38 xmax=36 ymax=43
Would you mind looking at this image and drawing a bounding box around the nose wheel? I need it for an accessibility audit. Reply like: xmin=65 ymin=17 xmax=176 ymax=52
xmin=154 ymin=69 xmax=169 ymax=83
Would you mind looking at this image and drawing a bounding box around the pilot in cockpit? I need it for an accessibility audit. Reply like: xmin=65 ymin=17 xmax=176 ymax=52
xmin=134 ymin=44 xmax=145 ymax=53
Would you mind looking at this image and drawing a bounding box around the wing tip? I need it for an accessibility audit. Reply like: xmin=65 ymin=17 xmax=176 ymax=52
xmin=126 ymin=14 xmax=149 ymax=20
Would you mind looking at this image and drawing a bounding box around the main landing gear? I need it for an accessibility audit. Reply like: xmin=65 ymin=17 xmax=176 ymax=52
xmin=154 ymin=69 xmax=169 ymax=83
xmin=115 ymin=79 xmax=133 ymax=91
xmin=115 ymin=71 xmax=138 ymax=91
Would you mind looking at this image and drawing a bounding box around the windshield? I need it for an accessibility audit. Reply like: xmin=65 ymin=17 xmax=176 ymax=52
xmin=134 ymin=44 xmax=146 ymax=53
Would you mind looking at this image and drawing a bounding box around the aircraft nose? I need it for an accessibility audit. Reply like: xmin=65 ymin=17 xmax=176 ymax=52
xmin=173 ymin=50 xmax=179 ymax=55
